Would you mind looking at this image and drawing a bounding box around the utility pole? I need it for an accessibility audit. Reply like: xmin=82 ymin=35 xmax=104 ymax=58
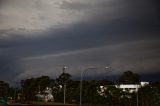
xmin=63 ymin=65 xmax=67 ymax=105
xmin=64 ymin=83 xmax=66 ymax=104
xmin=137 ymin=84 xmax=139 ymax=106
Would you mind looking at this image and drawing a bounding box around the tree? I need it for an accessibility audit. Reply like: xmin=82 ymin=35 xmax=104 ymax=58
xmin=65 ymin=80 xmax=80 ymax=103
xmin=35 ymin=76 xmax=51 ymax=93
xmin=117 ymin=71 xmax=140 ymax=106
xmin=118 ymin=71 xmax=140 ymax=84
xmin=151 ymin=81 xmax=160 ymax=88
xmin=104 ymin=86 xmax=123 ymax=105
xmin=97 ymin=79 xmax=114 ymax=86
xmin=138 ymin=85 xmax=154 ymax=106
xmin=0 ymin=81 xmax=9 ymax=97
xmin=21 ymin=78 xmax=37 ymax=101
xmin=56 ymin=73 xmax=72 ymax=85
xmin=83 ymin=80 xmax=98 ymax=104
xmin=55 ymin=72 xmax=72 ymax=102
xmin=21 ymin=76 xmax=55 ymax=101
xmin=138 ymin=83 xmax=160 ymax=106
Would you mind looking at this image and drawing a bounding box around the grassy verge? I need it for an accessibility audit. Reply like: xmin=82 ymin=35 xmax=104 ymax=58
xmin=30 ymin=101 xmax=76 ymax=105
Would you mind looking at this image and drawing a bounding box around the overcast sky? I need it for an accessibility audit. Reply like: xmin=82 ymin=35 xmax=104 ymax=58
xmin=0 ymin=0 xmax=160 ymax=85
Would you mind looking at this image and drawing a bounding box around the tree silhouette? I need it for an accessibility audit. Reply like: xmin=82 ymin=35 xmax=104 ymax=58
xmin=118 ymin=70 xmax=139 ymax=84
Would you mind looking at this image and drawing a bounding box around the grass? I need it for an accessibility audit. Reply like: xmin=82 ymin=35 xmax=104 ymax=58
xmin=30 ymin=101 xmax=77 ymax=105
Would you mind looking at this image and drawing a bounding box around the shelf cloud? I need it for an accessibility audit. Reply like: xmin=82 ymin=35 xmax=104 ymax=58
xmin=0 ymin=0 xmax=160 ymax=85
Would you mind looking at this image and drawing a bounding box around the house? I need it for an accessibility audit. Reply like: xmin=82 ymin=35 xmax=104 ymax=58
xmin=36 ymin=87 xmax=54 ymax=102
xmin=97 ymin=82 xmax=149 ymax=96
xmin=117 ymin=82 xmax=149 ymax=93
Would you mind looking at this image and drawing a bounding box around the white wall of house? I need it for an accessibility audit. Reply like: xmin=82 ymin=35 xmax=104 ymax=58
xmin=36 ymin=87 xmax=54 ymax=102
xmin=118 ymin=82 xmax=149 ymax=92
xmin=97 ymin=81 xmax=149 ymax=96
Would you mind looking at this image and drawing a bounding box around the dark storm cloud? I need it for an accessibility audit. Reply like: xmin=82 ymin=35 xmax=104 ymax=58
xmin=0 ymin=53 xmax=22 ymax=85
xmin=1 ymin=20 xmax=159 ymax=83
xmin=0 ymin=0 xmax=160 ymax=85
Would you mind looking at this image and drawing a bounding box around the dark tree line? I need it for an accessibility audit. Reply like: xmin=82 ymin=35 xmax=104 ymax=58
xmin=0 ymin=81 xmax=16 ymax=99
xmin=1 ymin=70 xmax=160 ymax=106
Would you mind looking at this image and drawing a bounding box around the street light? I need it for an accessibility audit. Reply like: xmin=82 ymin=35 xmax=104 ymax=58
xmin=62 ymin=65 xmax=67 ymax=105
xmin=137 ymin=84 xmax=139 ymax=106
xmin=64 ymin=83 xmax=66 ymax=104
xmin=80 ymin=66 xmax=110 ymax=106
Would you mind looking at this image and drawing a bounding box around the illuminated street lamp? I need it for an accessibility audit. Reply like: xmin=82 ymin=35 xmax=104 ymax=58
xmin=80 ymin=66 xmax=110 ymax=106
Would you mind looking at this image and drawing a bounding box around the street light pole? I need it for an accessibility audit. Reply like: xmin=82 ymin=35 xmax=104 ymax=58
xmin=63 ymin=65 xmax=67 ymax=105
xmin=80 ymin=70 xmax=84 ymax=106
xmin=80 ymin=67 xmax=110 ymax=106
xmin=137 ymin=84 xmax=139 ymax=106
xmin=64 ymin=83 xmax=66 ymax=104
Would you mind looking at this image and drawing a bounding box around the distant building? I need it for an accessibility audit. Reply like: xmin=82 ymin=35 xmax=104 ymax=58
xmin=98 ymin=81 xmax=149 ymax=96
xmin=117 ymin=82 xmax=149 ymax=93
